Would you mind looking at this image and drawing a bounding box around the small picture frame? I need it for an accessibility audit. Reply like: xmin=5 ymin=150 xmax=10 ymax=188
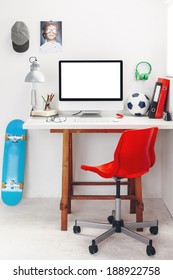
xmin=40 ymin=21 xmax=62 ymax=53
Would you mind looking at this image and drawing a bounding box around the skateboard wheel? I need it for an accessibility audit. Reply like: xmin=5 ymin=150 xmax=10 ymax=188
xmin=22 ymin=135 xmax=26 ymax=141
xmin=2 ymin=182 xmax=6 ymax=189
xmin=5 ymin=134 xmax=9 ymax=140
xmin=19 ymin=183 xmax=23 ymax=189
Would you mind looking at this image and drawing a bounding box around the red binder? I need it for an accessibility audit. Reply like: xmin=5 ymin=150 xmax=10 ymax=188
xmin=155 ymin=78 xmax=170 ymax=118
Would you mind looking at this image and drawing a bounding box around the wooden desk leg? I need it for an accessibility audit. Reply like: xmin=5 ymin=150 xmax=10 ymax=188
xmin=68 ymin=132 xmax=72 ymax=214
xmin=128 ymin=178 xmax=136 ymax=214
xmin=135 ymin=176 xmax=144 ymax=231
xmin=60 ymin=130 xmax=70 ymax=231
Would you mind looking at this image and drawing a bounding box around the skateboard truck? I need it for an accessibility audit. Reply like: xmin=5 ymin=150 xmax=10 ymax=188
xmin=5 ymin=135 xmax=26 ymax=142
xmin=2 ymin=180 xmax=23 ymax=190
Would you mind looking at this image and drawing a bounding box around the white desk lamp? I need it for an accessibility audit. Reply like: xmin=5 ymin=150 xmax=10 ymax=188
xmin=25 ymin=57 xmax=58 ymax=116
xmin=25 ymin=57 xmax=45 ymax=112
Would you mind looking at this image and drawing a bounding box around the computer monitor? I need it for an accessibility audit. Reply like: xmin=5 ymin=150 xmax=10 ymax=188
xmin=58 ymin=60 xmax=123 ymax=115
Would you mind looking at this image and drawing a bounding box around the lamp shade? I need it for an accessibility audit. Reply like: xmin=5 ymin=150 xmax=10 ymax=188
xmin=25 ymin=57 xmax=45 ymax=83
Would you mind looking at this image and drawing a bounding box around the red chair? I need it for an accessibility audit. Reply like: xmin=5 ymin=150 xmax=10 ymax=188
xmin=73 ymin=127 xmax=159 ymax=256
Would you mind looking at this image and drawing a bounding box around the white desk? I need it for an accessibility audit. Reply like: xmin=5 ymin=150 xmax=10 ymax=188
xmin=24 ymin=116 xmax=173 ymax=230
xmin=23 ymin=115 xmax=173 ymax=130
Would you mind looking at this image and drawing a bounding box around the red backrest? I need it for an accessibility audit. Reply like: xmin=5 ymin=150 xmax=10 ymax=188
xmin=113 ymin=127 xmax=158 ymax=178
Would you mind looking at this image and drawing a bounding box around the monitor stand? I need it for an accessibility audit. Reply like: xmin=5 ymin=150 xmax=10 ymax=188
xmin=80 ymin=110 xmax=101 ymax=117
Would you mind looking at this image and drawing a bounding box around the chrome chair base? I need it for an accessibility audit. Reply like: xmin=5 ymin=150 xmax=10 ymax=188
xmin=74 ymin=218 xmax=158 ymax=256
xmin=73 ymin=180 xmax=159 ymax=256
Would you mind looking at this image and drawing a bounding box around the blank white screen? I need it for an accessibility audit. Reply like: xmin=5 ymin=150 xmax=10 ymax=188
xmin=60 ymin=61 xmax=122 ymax=100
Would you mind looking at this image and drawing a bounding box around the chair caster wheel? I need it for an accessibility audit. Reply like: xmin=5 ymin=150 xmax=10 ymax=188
xmin=150 ymin=226 xmax=158 ymax=235
xmin=89 ymin=244 xmax=98 ymax=254
xmin=73 ymin=225 xmax=81 ymax=234
xmin=107 ymin=215 xmax=114 ymax=224
xmin=146 ymin=245 xmax=156 ymax=256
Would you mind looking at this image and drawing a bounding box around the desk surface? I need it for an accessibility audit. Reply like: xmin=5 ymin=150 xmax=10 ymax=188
xmin=23 ymin=116 xmax=173 ymax=130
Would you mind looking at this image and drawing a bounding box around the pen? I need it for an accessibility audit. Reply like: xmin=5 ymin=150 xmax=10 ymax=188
xmin=42 ymin=95 xmax=47 ymax=103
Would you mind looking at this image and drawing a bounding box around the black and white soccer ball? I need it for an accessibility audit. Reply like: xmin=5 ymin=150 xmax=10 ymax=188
xmin=126 ymin=93 xmax=150 ymax=116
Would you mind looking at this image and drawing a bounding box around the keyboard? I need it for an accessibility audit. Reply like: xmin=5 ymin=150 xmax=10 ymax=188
xmin=74 ymin=117 xmax=118 ymax=123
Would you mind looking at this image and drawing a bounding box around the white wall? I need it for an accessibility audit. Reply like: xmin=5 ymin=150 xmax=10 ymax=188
xmin=0 ymin=0 xmax=168 ymax=199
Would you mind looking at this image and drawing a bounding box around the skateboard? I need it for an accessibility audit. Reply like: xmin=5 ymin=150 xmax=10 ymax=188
xmin=1 ymin=119 xmax=27 ymax=206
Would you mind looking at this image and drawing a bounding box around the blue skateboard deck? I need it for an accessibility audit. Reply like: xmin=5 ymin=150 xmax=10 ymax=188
xmin=1 ymin=119 xmax=27 ymax=206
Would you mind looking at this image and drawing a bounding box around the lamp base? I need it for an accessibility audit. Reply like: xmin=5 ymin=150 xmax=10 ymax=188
xmin=30 ymin=109 xmax=58 ymax=117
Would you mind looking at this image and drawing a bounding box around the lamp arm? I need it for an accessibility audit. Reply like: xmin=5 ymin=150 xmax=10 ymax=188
xmin=31 ymin=83 xmax=37 ymax=110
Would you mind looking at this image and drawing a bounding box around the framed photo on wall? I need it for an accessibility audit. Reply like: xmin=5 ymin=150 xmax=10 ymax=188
xmin=40 ymin=21 xmax=62 ymax=53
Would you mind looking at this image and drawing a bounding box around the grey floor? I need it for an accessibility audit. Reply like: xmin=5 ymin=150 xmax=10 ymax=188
xmin=0 ymin=198 xmax=173 ymax=260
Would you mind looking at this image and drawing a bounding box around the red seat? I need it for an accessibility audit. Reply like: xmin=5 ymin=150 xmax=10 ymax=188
xmin=74 ymin=127 xmax=159 ymax=256
xmin=81 ymin=127 xmax=157 ymax=178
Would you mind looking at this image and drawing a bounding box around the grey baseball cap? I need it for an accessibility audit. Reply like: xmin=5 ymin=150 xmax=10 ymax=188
xmin=11 ymin=21 xmax=29 ymax=53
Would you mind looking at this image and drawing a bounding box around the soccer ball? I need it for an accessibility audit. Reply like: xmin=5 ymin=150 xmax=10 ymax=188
xmin=126 ymin=93 xmax=150 ymax=116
